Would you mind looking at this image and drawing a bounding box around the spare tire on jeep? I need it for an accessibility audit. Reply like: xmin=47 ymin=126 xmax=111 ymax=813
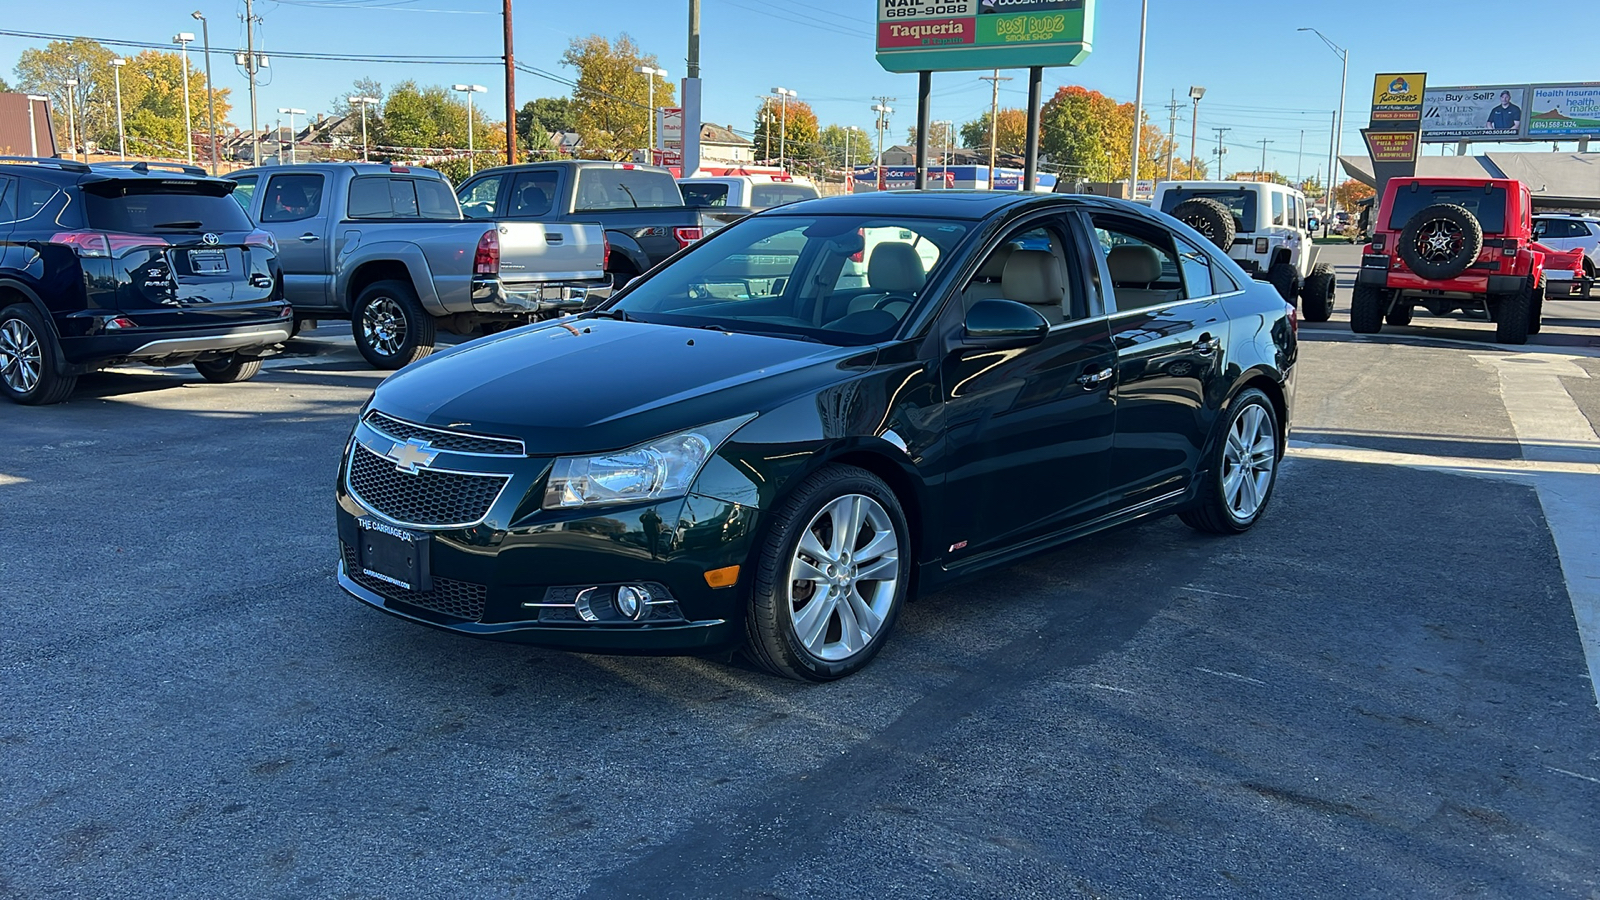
xmin=1396 ymin=203 xmax=1484 ymax=280
xmin=1171 ymin=198 xmax=1236 ymax=251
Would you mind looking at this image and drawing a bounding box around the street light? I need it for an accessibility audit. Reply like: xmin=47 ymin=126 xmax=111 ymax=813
xmin=110 ymin=58 xmax=126 ymax=160
xmin=1129 ymin=0 xmax=1149 ymax=197
xmin=192 ymin=11 xmax=219 ymax=174
xmin=844 ymin=124 xmax=860 ymax=189
xmin=276 ymin=107 xmax=305 ymax=164
xmin=1299 ymin=27 xmax=1348 ymax=234
xmin=62 ymin=79 xmax=78 ymax=160
xmin=451 ymin=84 xmax=488 ymax=174
xmin=633 ymin=65 xmax=667 ymax=161
xmin=173 ymin=32 xmax=196 ymax=163
xmin=771 ymin=87 xmax=796 ymax=172
xmin=936 ymin=119 xmax=954 ymax=185
xmin=1188 ymin=86 xmax=1206 ymax=179
xmin=349 ymin=96 xmax=379 ymax=162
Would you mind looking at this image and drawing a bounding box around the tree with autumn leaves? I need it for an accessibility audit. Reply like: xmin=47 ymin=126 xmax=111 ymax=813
xmin=562 ymin=33 xmax=675 ymax=160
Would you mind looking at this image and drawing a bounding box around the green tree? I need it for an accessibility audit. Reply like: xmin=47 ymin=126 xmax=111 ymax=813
xmin=330 ymin=78 xmax=384 ymax=120
xmin=15 ymin=38 xmax=117 ymax=151
xmin=819 ymin=124 xmax=872 ymax=168
xmin=0 ymin=77 xmax=10 ymax=92
xmin=960 ymin=108 xmax=1028 ymax=155
xmin=518 ymin=96 xmax=576 ymax=149
xmin=118 ymin=51 xmax=231 ymax=157
xmin=378 ymin=80 xmax=484 ymax=151
xmin=753 ymin=97 xmax=819 ymax=169
xmin=906 ymin=121 xmax=957 ymax=156
xmin=561 ymin=34 xmax=675 ymax=159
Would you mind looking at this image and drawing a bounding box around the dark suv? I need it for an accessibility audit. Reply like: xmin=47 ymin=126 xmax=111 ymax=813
xmin=0 ymin=157 xmax=291 ymax=404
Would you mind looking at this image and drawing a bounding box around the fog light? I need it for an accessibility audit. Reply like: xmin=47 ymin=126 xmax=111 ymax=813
xmin=615 ymin=585 xmax=651 ymax=621
xmin=574 ymin=586 xmax=603 ymax=622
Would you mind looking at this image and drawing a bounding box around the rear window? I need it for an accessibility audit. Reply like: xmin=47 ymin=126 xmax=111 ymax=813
xmin=574 ymin=167 xmax=682 ymax=211
xmin=83 ymin=181 xmax=253 ymax=234
xmin=680 ymin=182 xmax=730 ymax=207
xmin=1160 ymin=189 xmax=1258 ymax=235
xmin=348 ymin=176 xmax=459 ymax=220
xmin=1388 ymin=186 xmax=1508 ymax=233
xmin=750 ymin=184 xmax=820 ymax=209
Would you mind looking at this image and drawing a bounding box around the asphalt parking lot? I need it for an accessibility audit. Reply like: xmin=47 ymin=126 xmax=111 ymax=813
xmin=3 ymin=243 xmax=1599 ymax=898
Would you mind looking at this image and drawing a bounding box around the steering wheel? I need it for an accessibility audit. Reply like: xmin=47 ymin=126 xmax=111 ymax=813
xmin=871 ymin=294 xmax=915 ymax=312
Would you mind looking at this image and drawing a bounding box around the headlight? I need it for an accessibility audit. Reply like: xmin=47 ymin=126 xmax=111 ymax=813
xmin=542 ymin=414 xmax=754 ymax=510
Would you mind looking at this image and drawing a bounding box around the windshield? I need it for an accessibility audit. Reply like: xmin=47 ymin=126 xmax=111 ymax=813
xmin=680 ymin=182 xmax=730 ymax=207
xmin=1161 ymin=189 xmax=1257 ymax=234
xmin=604 ymin=214 xmax=971 ymax=345
xmin=1388 ymin=186 xmax=1508 ymax=233
xmin=575 ymin=167 xmax=683 ymax=210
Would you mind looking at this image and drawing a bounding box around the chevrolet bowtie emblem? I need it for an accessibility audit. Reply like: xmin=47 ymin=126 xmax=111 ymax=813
xmin=385 ymin=437 xmax=440 ymax=474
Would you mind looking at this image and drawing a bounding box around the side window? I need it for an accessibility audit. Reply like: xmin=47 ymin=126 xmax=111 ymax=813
xmin=1175 ymin=238 xmax=1213 ymax=297
xmin=387 ymin=179 xmax=420 ymax=218
xmin=1271 ymin=191 xmax=1286 ymax=226
xmin=416 ymin=179 xmax=458 ymax=218
xmin=459 ymin=175 xmax=502 ymax=219
xmin=1287 ymin=195 xmax=1300 ymax=229
xmin=230 ymin=174 xmax=258 ymax=212
xmin=15 ymin=178 xmax=59 ymax=222
xmin=260 ymin=173 xmax=324 ymax=223
xmin=0 ymin=177 xmax=16 ymax=224
xmin=961 ymin=223 xmax=1075 ymax=323
xmin=508 ymin=170 xmax=560 ymax=216
xmin=1090 ymin=215 xmax=1187 ymax=312
xmin=347 ymin=177 xmax=438 ymax=219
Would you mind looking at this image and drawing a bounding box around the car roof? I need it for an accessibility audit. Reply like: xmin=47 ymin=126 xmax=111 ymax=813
xmin=227 ymin=162 xmax=446 ymax=178
xmin=0 ymin=157 xmax=246 ymax=189
xmin=766 ymin=190 xmax=1058 ymax=221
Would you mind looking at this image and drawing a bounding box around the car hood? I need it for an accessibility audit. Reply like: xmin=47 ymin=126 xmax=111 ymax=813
xmin=370 ymin=318 xmax=873 ymax=456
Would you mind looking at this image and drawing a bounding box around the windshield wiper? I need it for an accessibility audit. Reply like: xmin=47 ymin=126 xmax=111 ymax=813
xmin=617 ymin=184 xmax=640 ymax=208
xmin=153 ymin=221 xmax=204 ymax=230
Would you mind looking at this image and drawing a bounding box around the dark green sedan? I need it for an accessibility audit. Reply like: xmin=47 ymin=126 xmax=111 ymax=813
xmin=336 ymin=190 xmax=1298 ymax=680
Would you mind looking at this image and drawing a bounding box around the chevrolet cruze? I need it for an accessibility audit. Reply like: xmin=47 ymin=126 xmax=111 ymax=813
xmin=335 ymin=191 xmax=1297 ymax=680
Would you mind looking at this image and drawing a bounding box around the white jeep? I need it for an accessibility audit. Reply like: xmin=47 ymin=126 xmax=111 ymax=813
xmin=1152 ymin=180 xmax=1337 ymax=321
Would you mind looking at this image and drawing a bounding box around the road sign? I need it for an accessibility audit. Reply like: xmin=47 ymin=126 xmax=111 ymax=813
xmin=659 ymin=107 xmax=683 ymax=146
xmin=875 ymin=0 xmax=1095 ymax=74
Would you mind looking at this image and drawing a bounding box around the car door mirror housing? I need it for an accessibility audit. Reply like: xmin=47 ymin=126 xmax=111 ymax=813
xmin=961 ymin=299 xmax=1049 ymax=349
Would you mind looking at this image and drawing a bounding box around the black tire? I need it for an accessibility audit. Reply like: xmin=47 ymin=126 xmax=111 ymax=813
xmin=1584 ymin=258 xmax=1596 ymax=280
xmin=1528 ymin=273 xmax=1545 ymax=336
xmin=1350 ymin=283 xmax=1386 ymax=334
xmin=742 ymin=464 xmax=910 ymax=682
xmin=0 ymin=303 xmax=77 ymax=405
xmin=194 ymin=354 xmax=263 ymax=384
xmin=1300 ymin=263 xmax=1336 ymax=322
xmin=1396 ymin=203 xmax=1484 ymax=280
xmin=352 ymin=280 xmax=435 ymax=370
xmin=1267 ymin=261 xmax=1298 ymax=302
xmin=1180 ymin=388 xmax=1281 ymax=535
xmin=1494 ymin=276 xmax=1533 ymax=345
xmin=1171 ymin=197 xmax=1236 ymax=251
xmin=1386 ymin=300 xmax=1414 ymax=326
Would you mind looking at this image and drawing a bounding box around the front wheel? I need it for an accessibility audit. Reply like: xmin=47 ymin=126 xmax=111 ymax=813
xmin=743 ymin=465 xmax=910 ymax=682
xmin=1180 ymin=388 xmax=1280 ymax=534
xmin=353 ymin=280 xmax=436 ymax=370
xmin=1350 ymin=283 xmax=1386 ymax=334
xmin=1300 ymin=263 xmax=1336 ymax=323
xmin=194 ymin=354 xmax=263 ymax=384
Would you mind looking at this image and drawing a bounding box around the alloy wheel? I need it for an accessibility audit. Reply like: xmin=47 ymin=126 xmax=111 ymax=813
xmin=1415 ymin=219 xmax=1464 ymax=263
xmin=361 ymin=297 xmax=407 ymax=357
xmin=0 ymin=318 xmax=42 ymax=394
xmin=1222 ymin=404 xmax=1276 ymax=522
xmin=787 ymin=493 xmax=901 ymax=662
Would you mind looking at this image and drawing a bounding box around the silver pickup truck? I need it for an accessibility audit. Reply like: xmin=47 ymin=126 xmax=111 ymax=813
xmin=228 ymin=163 xmax=607 ymax=368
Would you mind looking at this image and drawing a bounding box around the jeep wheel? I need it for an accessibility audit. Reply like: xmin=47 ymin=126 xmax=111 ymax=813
xmin=0 ymin=303 xmax=77 ymax=405
xmin=1527 ymin=273 xmax=1546 ymax=336
xmin=1350 ymin=283 xmax=1385 ymax=334
xmin=1171 ymin=198 xmax=1236 ymax=251
xmin=1267 ymin=261 xmax=1299 ymax=302
xmin=1397 ymin=203 xmax=1484 ymax=280
xmin=1386 ymin=301 xmax=1414 ymax=327
xmin=353 ymin=280 xmax=436 ymax=370
xmin=1493 ymin=276 xmax=1534 ymax=345
xmin=1300 ymin=263 xmax=1336 ymax=322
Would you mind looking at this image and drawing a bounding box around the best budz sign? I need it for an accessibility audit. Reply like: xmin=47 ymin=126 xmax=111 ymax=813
xmin=876 ymin=0 xmax=1095 ymax=73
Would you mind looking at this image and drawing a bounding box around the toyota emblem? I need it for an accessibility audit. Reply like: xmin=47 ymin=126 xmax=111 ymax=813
xmin=201 ymin=232 xmax=221 ymax=245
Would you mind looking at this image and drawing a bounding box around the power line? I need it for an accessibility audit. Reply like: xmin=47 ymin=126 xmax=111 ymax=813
xmin=0 ymin=28 xmax=501 ymax=63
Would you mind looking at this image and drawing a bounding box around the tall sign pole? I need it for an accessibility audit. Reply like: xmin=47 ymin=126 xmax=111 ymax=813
xmin=915 ymin=72 xmax=931 ymax=189
xmin=683 ymin=0 xmax=703 ymax=176
xmin=1024 ymin=67 xmax=1042 ymax=190
xmin=1128 ymin=0 xmax=1148 ymax=197
xmin=503 ymin=0 xmax=516 ymax=165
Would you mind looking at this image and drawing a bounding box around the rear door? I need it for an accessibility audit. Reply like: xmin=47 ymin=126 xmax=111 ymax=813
xmin=257 ymin=171 xmax=333 ymax=309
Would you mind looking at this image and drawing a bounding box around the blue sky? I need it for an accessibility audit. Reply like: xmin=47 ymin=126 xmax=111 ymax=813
xmin=1 ymin=0 xmax=1590 ymax=175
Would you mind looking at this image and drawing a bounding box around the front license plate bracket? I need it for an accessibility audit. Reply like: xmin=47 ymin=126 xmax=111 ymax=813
xmin=356 ymin=518 xmax=431 ymax=591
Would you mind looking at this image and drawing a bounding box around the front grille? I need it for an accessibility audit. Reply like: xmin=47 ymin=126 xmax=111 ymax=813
xmin=366 ymin=411 xmax=525 ymax=457
xmin=347 ymin=443 xmax=510 ymax=528
xmin=342 ymin=544 xmax=487 ymax=621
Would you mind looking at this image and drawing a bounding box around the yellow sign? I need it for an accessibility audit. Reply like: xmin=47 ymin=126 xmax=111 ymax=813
xmin=1372 ymin=73 xmax=1427 ymax=121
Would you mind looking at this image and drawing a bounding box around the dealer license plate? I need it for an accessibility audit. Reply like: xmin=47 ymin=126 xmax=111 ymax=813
xmin=189 ymin=250 xmax=228 ymax=275
xmin=356 ymin=518 xmax=430 ymax=591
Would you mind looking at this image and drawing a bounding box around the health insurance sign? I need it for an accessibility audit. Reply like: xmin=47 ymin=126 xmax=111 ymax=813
xmin=1527 ymin=85 xmax=1600 ymax=138
xmin=876 ymin=0 xmax=1096 ymax=73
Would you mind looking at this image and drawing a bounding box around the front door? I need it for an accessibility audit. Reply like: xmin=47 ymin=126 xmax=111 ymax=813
xmin=938 ymin=215 xmax=1118 ymax=565
xmin=1088 ymin=212 xmax=1231 ymax=510
xmin=257 ymin=171 xmax=333 ymax=310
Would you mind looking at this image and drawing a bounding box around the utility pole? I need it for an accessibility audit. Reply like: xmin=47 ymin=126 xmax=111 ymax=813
xmin=503 ymin=0 xmax=516 ymax=164
xmin=1296 ymin=129 xmax=1304 ymax=186
xmin=193 ymin=11 xmax=219 ymax=174
xmin=1257 ymin=138 xmax=1273 ymax=177
xmin=979 ymin=70 xmax=1011 ymax=185
xmin=1212 ymin=127 xmax=1231 ymax=180
xmin=1188 ymin=86 xmax=1205 ymax=179
xmin=1128 ymin=0 xmax=1148 ymax=199
xmin=872 ymin=98 xmax=894 ymax=190
xmin=173 ymin=33 xmax=195 ymax=164
xmin=1165 ymin=89 xmax=1181 ymax=181
xmin=242 ymin=0 xmax=261 ymax=166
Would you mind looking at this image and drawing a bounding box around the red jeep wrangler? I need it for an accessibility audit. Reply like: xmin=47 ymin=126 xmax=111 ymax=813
xmin=1354 ymin=177 xmax=1545 ymax=344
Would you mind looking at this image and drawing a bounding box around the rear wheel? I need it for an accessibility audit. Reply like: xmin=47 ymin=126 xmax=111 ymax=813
xmin=1180 ymin=388 xmax=1280 ymax=534
xmin=0 ymin=303 xmax=77 ymax=405
xmin=1267 ymin=261 xmax=1298 ymax=302
xmin=1527 ymin=273 xmax=1546 ymax=336
xmin=353 ymin=280 xmax=435 ymax=370
xmin=1494 ymin=276 xmax=1533 ymax=345
xmin=1300 ymin=263 xmax=1336 ymax=322
xmin=194 ymin=354 xmax=263 ymax=384
xmin=1350 ymin=283 xmax=1386 ymax=334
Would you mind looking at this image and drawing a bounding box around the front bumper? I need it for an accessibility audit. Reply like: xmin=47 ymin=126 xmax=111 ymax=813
xmin=470 ymin=277 xmax=610 ymax=317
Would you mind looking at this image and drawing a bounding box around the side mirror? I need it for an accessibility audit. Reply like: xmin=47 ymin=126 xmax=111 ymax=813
xmin=960 ymin=298 xmax=1049 ymax=350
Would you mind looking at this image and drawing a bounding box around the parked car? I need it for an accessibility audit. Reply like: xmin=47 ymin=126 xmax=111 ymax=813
xmin=1354 ymin=176 xmax=1546 ymax=344
xmin=335 ymin=190 xmax=1297 ymax=681
xmin=228 ymin=163 xmax=608 ymax=369
xmin=1154 ymin=180 xmax=1336 ymax=321
xmin=678 ymin=174 xmax=820 ymax=210
xmin=1532 ymin=213 xmax=1600 ymax=277
xmin=456 ymin=161 xmax=755 ymax=289
xmin=0 ymin=157 xmax=291 ymax=405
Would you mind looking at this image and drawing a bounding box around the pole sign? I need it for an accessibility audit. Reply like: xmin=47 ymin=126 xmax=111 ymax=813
xmin=1421 ymin=86 xmax=1528 ymax=141
xmin=1528 ymin=85 xmax=1600 ymax=137
xmin=1370 ymin=73 xmax=1425 ymax=122
xmin=1367 ymin=72 xmax=1426 ymax=197
xmin=875 ymin=0 xmax=1095 ymax=73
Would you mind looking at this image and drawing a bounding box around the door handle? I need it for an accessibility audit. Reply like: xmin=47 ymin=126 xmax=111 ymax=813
xmin=545 ymin=233 xmax=564 ymax=243
xmin=298 ymin=233 xmax=320 ymax=243
xmin=1077 ymin=366 xmax=1114 ymax=389
xmin=1194 ymin=333 xmax=1218 ymax=355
